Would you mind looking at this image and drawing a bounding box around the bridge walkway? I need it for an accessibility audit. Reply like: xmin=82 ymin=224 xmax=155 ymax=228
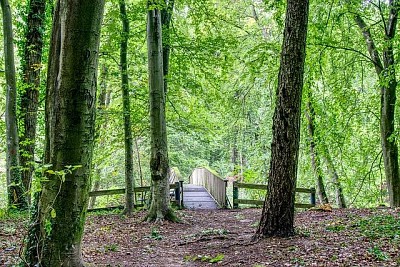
xmin=182 ymin=184 xmax=218 ymax=210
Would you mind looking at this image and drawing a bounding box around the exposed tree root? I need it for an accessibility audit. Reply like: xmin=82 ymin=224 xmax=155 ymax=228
xmin=144 ymin=207 xmax=181 ymax=223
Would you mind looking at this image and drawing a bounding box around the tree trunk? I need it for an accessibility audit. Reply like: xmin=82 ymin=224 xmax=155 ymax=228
xmin=23 ymin=1 xmax=105 ymax=266
xmin=322 ymin=145 xmax=346 ymax=208
xmin=135 ymin=138 xmax=144 ymax=187
xmin=1 ymin=0 xmax=27 ymax=209
xmin=161 ymin=0 xmax=174 ymax=94
xmin=254 ymin=0 xmax=309 ymax=238
xmin=19 ymin=0 xmax=47 ymax=202
xmin=305 ymin=94 xmax=329 ymax=204
xmin=89 ymin=65 xmax=109 ymax=210
xmin=146 ymin=0 xmax=176 ymax=222
xmin=354 ymin=3 xmax=400 ymax=207
xmin=88 ymin=177 xmax=100 ymax=209
xmin=119 ymin=0 xmax=134 ymax=215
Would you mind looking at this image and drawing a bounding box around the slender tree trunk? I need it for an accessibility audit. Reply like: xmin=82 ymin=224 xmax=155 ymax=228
xmin=89 ymin=65 xmax=109 ymax=209
xmin=88 ymin=175 xmax=100 ymax=209
xmin=354 ymin=3 xmax=400 ymax=207
xmin=23 ymin=1 xmax=105 ymax=266
xmin=305 ymin=94 xmax=329 ymax=204
xmin=135 ymin=138 xmax=144 ymax=187
xmin=19 ymin=0 xmax=47 ymax=202
xmin=254 ymin=0 xmax=309 ymax=238
xmin=1 ymin=0 xmax=27 ymax=209
xmin=119 ymin=0 xmax=134 ymax=215
xmin=146 ymin=0 xmax=176 ymax=222
xmin=322 ymin=145 xmax=346 ymax=208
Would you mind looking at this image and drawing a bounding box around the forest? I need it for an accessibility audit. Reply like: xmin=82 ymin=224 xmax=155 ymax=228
xmin=0 ymin=0 xmax=400 ymax=266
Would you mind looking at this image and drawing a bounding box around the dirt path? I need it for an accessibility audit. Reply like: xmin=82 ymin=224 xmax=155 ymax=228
xmin=1 ymin=208 xmax=399 ymax=266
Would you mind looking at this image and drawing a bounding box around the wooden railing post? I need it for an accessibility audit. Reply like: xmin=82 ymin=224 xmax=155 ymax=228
xmin=310 ymin=187 xmax=316 ymax=206
xmin=223 ymin=179 xmax=228 ymax=209
xmin=174 ymin=181 xmax=181 ymax=208
xmin=179 ymin=180 xmax=184 ymax=208
xmin=233 ymin=181 xmax=239 ymax=209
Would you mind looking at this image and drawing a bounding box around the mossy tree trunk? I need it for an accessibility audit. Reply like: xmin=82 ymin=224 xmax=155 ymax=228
xmin=1 ymin=0 xmax=28 ymax=209
xmin=354 ymin=2 xmax=399 ymax=207
xmin=19 ymin=0 xmax=47 ymax=202
xmin=254 ymin=0 xmax=309 ymax=238
xmin=119 ymin=0 xmax=134 ymax=215
xmin=23 ymin=1 xmax=105 ymax=266
xmin=146 ymin=0 xmax=176 ymax=222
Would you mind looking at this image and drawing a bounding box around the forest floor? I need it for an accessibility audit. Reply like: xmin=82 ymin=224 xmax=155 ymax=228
xmin=1 ymin=207 xmax=400 ymax=266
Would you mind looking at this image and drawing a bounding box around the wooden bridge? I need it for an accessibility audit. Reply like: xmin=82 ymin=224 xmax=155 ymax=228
xmin=88 ymin=167 xmax=315 ymax=211
xmin=183 ymin=167 xmax=227 ymax=209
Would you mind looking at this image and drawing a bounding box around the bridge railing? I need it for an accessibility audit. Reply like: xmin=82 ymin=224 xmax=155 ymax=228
xmin=190 ymin=167 xmax=227 ymax=208
xmin=88 ymin=168 xmax=183 ymax=211
xmin=232 ymin=181 xmax=316 ymax=209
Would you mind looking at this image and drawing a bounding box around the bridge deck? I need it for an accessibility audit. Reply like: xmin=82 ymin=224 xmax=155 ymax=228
xmin=183 ymin=184 xmax=218 ymax=210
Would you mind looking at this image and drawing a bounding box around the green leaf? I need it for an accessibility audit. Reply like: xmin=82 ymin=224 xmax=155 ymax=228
xmin=50 ymin=208 xmax=56 ymax=218
xmin=209 ymin=254 xmax=224 ymax=263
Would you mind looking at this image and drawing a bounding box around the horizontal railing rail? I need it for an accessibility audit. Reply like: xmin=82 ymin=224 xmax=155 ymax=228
xmin=88 ymin=182 xmax=182 ymax=211
xmin=233 ymin=181 xmax=316 ymax=209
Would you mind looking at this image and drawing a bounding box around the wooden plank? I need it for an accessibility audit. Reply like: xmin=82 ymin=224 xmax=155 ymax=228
xmin=89 ymin=188 xmax=125 ymax=197
xmin=235 ymin=183 xmax=268 ymax=190
xmin=234 ymin=183 xmax=313 ymax=194
xmin=234 ymin=199 xmax=314 ymax=209
xmin=89 ymin=184 xmax=177 ymax=197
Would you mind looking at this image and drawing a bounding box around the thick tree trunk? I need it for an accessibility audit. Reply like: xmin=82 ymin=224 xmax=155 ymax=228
xmin=1 ymin=0 xmax=27 ymax=209
xmin=119 ymin=0 xmax=134 ymax=215
xmin=23 ymin=1 xmax=105 ymax=266
xmin=19 ymin=0 xmax=47 ymax=201
xmin=254 ymin=0 xmax=309 ymax=238
xmin=354 ymin=3 xmax=400 ymax=207
xmin=146 ymin=1 xmax=176 ymax=222
xmin=305 ymin=95 xmax=329 ymax=204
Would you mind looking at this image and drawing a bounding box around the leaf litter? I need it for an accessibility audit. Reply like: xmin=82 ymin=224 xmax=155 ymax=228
xmin=1 ymin=208 xmax=399 ymax=266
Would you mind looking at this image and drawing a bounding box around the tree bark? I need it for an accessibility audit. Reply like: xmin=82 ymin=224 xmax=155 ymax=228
xmin=119 ymin=0 xmax=134 ymax=215
xmin=23 ymin=1 xmax=105 ymax=266
xmin=1 ymin=0 xmax=28 ymax=209
xmin=305 ymin=94 xmax=329 ymax=204
xmin=254 ymin=0 xmax=309 ymax=238
xmin=19 ymin=0 xmax=47 ymax=202
xmin=146 ymin=0 xmax=176 ymax=222
xmin=161 ymin=0 xmax=174 ymax=94
xmin=354 ymin=2 xmax=400 ymax=207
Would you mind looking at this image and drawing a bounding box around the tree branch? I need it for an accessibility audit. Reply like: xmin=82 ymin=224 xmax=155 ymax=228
xmin=310 ymin=42 xmax=373 ymax=63
xmin=386 ymin=0 xmax=398 ymax=38
xmin=354 ymin=14 xmax=384 ymax=74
